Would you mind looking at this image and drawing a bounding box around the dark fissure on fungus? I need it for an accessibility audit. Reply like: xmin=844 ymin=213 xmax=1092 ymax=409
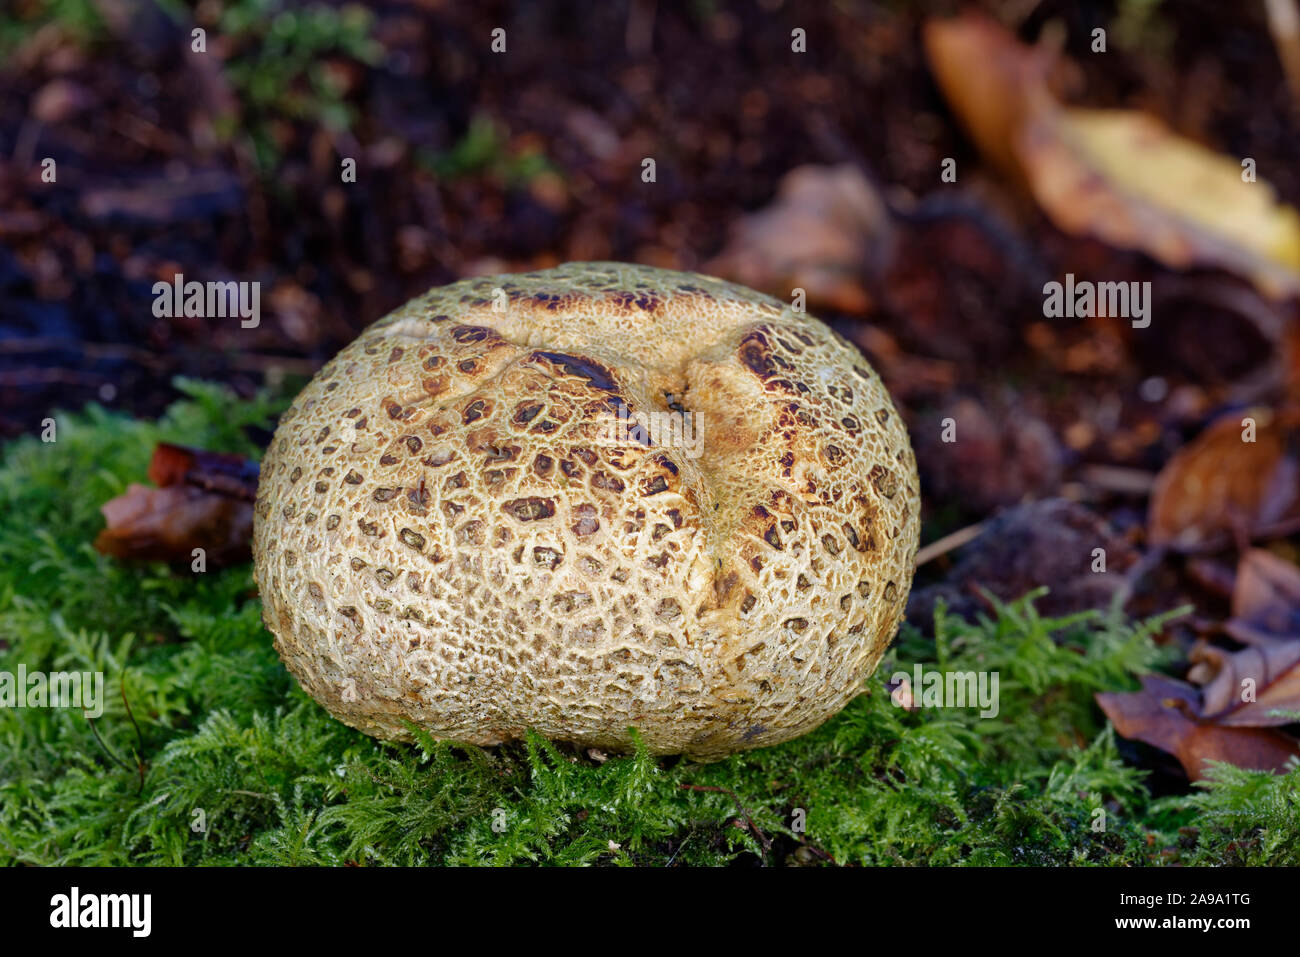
xmin=527 ymin=349 xmax=660 ymax=439
xmin=530 ymin=350 xmax=618 ymax=391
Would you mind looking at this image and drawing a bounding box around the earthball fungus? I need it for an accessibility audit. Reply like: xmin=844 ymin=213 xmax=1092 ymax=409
xmin=253 ymin=262 xmax=920 ymax=759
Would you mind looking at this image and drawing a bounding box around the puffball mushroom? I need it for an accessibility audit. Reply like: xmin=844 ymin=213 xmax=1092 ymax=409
xmin=253 ymin=262 xmax=920 ymax=760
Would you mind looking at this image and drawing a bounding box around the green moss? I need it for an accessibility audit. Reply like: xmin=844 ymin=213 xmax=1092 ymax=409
xmin=0 ymin=382 xmax=1294 ymax=866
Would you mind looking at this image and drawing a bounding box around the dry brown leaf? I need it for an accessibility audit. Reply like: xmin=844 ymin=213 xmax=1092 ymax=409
xmin=905 ymin=499 xmax=1136 ymax=630
xmin=147 ymin=442 xmax=260 ymax=500
xmin=704 ymin=164 xmax=891 ymax=314
xmin=1190 ymin=640 xmax=1300 ymax=726
xmin=1232 ymin=548 xmax=1300 ymax=635
xmin=1224 ymin=619 xmax=1294 ymax=647
xmin=922 ymin=13 xmax=1055 ymax=180
xmin=94 ymin=443 xmax=259 ymax=565
xmin=1096 ymin=674 xmax=1300 ymax=780
xmin=1147 ymin=408 xmax=1300 ymax=551
xmin=95 ymin=484 xmax=253 ymax=565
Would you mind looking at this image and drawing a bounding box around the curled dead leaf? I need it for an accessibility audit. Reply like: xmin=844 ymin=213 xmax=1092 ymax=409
xmin=1189 ymin=640 xmax=1300 ymax=727
xmin=1096 ymin=674 xmax=1300 ymax=780
xmin=95 ymin=484 xmax=253 ymax=566
xmin=147 ymin=442 xmax=260 ymax=501
xmin=1232 ymin=548 xmax=1300 ymax=636
xmin=94 ymin=443 xmax=259 ymax=566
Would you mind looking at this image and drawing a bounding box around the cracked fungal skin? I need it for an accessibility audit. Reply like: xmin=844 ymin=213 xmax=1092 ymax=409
xmin=253 ymin=262 xmax=920 ymax=760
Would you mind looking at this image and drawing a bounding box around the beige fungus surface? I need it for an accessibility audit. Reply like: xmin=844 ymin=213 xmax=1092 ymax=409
xmin=253 ymin=262 xmax=920 ymax=759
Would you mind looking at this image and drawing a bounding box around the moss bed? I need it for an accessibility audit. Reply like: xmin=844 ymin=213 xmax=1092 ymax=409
xmin=1 ymin=382 xmax=1296 ymax=866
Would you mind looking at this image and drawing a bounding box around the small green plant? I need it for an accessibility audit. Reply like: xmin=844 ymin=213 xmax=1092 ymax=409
xmin=0 ymin=382 xmax=1294 ymax=865
xmin=197 ymin=0 xmax=384 ymax=172
xmin=421 ymin=114 xmax=559 ymax=186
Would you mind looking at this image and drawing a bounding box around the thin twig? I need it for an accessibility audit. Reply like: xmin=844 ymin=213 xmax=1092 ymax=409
xmin=86 ymin=716 xmax=134 ymax=776
xmin=1168 ymin=514 xmax=1300 ymax=557
xmin=915 ymin=521 xmax=985 ymax=567
xmin=1115 ymin=545 xmax=1167 ymax=609
xmin=663 ymin=831 xmax=692 ymax=866
xmin=121 ymin=677 xmax=148 ymax=795
xmin=679 ymin=784 xmax=772 ymax=854
xmin=1077 ymin=464 xmax=1156 ymax=496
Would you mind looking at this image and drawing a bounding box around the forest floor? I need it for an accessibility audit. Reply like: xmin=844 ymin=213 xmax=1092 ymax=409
xmin=2 ymin=1 xmax=1299 ymax=864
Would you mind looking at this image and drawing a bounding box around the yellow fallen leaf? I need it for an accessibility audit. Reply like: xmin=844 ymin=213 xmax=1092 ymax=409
xmin=1020 ymin=108 xmax=1300 ymax=299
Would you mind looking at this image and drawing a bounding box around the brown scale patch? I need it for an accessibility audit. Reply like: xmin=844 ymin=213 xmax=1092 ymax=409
xmin=484 ymin=443 xmax=518 ymax=462
xmin=738 ymin=329 xmax=775 ymax=379
xmin=591 ymin=471 xmax=624 ymax=494
xmin=514 ymin=401 xmax=543 ymax=424
xmin=571 ymin=503 xmax=600 ymax=536
xmin=503 ymin=497 xmax=556 ymax=522
xmin=870 ymin=464 xmax=899 ymax=499
xmin=450 ymin=325 xmax=493 ymax=344
xmin=533 ymin=547 xmax=563 ymax=570
xmin=528 ymin=291 xmax=581 ymax=311
xmin=407 ymin=482 xmax=431 ymax=511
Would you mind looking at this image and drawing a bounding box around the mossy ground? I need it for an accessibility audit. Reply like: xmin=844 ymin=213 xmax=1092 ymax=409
xmin=1 ymin=382 xmax=1296 ymax=866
